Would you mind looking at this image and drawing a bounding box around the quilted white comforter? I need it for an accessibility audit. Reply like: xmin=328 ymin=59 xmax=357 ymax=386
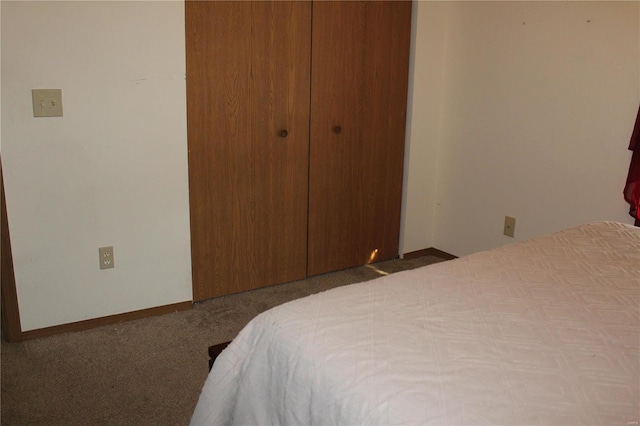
xmin=191 ymin=222 xmax=640 ymax=425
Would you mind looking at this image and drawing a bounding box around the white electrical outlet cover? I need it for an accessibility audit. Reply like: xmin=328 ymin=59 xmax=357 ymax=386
xmin=98 ymin=246 xmax=115 ymax=270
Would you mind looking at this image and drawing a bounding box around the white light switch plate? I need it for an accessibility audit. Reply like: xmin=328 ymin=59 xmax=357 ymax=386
xmin=32 ymin=89 xmax=63 ymax=117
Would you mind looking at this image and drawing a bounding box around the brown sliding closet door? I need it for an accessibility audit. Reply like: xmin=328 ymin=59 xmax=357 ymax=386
xmin=308 ymin=1 xmax=412 ymax=276
xmin=186 ymin=1 xmax=311 ymax=301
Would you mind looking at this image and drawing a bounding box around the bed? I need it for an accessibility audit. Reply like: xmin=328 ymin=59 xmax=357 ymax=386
xmin=190 ymin=221 xmax=639 ymax=425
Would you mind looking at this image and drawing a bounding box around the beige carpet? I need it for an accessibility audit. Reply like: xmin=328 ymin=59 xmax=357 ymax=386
xmin=1 ymin=255 xmax=447 ymax=426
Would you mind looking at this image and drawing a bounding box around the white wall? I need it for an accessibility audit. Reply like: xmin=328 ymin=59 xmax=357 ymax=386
xmin=1 ymin=1 xmax=192 ymax=331
xmin=402 ymin=1 xmax=640 ymax=257
xmin=402 ymin=1 xmax=450 ymax=255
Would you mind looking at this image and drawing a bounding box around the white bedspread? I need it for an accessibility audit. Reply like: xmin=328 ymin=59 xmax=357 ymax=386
xmin=191 ymin=222 xmax=640 ymax=425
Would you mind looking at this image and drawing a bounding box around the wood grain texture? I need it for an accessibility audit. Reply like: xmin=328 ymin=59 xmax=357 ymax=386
xmin=308 ymin=1 xmax=412 ymax=276
xmin=1 ymin=159 xmax=23 ymax=342
xmin=186 ymin=1 xmax=311 ymax=301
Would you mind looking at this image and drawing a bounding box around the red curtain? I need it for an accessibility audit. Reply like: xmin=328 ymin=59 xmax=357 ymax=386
xmin=624 ymin=104 xmax=640 ymax=226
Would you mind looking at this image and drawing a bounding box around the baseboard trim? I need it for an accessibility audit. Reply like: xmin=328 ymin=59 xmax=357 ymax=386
xmin=404 ymin=247 xmax=457 ymax=261
xmin=14 ymin=301 xmax=192 ymax=342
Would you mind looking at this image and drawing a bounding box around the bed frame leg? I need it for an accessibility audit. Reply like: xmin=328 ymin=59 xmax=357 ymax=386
xmin=208 ymin=341 xmax=231 ymax=370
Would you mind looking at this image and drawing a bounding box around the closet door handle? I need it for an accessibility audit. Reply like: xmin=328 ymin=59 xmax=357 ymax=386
xmin=279 ymin=129 xmax=289 ymax=138
xmin=333 ymin=125 xmax=342 ymax=134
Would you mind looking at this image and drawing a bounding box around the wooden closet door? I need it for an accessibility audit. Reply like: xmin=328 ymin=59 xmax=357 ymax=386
xmin=186 ymin=1 xmax=311 ymax=301
xmin=308 ymin=1 xmax=412 ymax=276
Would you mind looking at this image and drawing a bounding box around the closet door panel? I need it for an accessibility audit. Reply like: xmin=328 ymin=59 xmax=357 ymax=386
xmin=186 ymin=1 xmax=251 ymax=301
xmin=359 ymin=1 xmax=413 ymax=268
xmin=187 ymin=1 xmax=311 ymax=301
xmin=249 ymin=2 xmax=311 ymax=294
xmin=308 ymin=1 xmax=412 ymax=276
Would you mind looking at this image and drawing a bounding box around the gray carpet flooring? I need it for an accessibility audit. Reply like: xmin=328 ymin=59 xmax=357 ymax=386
xmin=1 ymin=255 xmax=447 ymax=426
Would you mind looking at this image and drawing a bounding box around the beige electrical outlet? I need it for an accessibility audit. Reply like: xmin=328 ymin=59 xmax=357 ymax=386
xmin=98 ymin=246 xmax=115 ymax=270
xmin=503 ymin=216 xmax=516 ymax=238
xmin=32 ymin=89 xmax=63 ymax=117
